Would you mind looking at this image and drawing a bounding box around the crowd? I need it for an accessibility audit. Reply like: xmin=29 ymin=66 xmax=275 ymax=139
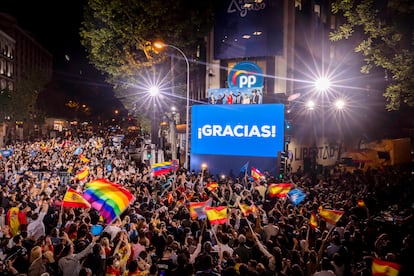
xmin=0 ymin=132 xmax=413 ymax=276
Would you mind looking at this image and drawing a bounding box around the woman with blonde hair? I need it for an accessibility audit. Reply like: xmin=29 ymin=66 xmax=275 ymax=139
xmin=28 ymin=245 xmax=46 ymax=276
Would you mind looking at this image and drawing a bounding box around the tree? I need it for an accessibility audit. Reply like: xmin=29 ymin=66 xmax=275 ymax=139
xmin=2 ymin=70 xmax=49 ymax=122
xmin=80 ymin=0 xmax=219 ymax=113
xmin=330 ymin=0 xmax=414 ymax=110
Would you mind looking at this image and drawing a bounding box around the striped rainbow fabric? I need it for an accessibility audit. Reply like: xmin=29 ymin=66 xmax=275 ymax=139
xmin=83 ymin=179 xmax=134 ymax=223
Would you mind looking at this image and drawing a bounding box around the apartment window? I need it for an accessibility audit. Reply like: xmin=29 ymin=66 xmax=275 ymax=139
xmin=1 ymin=79 xmax=6 ymax=90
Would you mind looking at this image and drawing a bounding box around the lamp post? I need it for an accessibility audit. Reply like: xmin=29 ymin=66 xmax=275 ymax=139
xmin=153 ymin=42 xmax=190 ymax=170
xmin=149 ymin=86 xmax=160 ymax=148
xmin=169 ymin=106 xmax=178 ymax=161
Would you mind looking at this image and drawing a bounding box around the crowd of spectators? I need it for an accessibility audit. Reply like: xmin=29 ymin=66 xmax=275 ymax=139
xmin=0 ymin=133 xmax=413 ymax=276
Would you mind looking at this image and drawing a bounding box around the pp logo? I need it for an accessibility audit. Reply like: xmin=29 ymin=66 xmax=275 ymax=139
xmin=232 ymin=70 xmax=257 ymax=88
xmin=228 ymin=61 xmax=263 ymax=89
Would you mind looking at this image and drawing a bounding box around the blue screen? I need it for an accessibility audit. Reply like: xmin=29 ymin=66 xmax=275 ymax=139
xmin=191 ymin=104 xmax=284 ymax=158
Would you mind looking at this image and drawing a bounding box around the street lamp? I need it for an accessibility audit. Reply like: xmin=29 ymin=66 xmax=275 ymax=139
xmin=149 ymin=86 xmax=160 ymax=146
xmin=153 ymin=41 xmax=190 ymax=170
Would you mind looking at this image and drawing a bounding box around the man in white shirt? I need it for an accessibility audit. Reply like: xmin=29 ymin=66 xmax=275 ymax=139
xmin=213 ymin=234 xmax=233 ymax=256
xmin=27 ymin=200 xmax=49 ymax=241
xmin=263 ymin=216 xmax=279 ymax=242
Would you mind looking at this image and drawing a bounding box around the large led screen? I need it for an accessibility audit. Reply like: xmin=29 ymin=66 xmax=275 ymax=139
xmin=191 ymin=104 xmax=284 ymax=157
xmin=214 ymin=0 xmax=283 ymax=59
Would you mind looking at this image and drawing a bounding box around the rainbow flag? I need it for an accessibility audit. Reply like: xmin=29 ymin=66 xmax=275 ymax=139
xmin=205 ymin=206 xmax=227 ymax=225
xmin=268 ymin=183 xmax=292 ymax=198
xmin=251 ymin=167 xmax=264 ymax=180
xmin=206 ymin=182 xmax=218 ymax=192
xmin=309 ymin=212 xmax=318 ymax=229
xmin=151 ymin=162 xmax=172 ymax=176
xmin=238 ymin=203 xmax=257 ymax=217
xmin=188 ymin=198 xmax=212 ymax=219
xmin=76 ymin=167 xmax=89 ymax=181
xmin=62 ymin=188 xmax=91 ymax=208
xmin=372 ymin=258 xmax=400 ymax=276
xmin=318 ymin=207 xmax=344 ymax=225
xmin=83 ymin=179 xmax=134 ymax=223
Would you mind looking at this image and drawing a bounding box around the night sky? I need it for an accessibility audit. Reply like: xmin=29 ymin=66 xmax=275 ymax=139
xmin=1 ymin=1 xmax=123 ymax=119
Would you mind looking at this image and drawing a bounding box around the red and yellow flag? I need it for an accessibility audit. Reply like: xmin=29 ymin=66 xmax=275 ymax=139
xmin=188 ymin=198 xmax=212 ymax=219
xmin=167 ymin=192 xmax=173 ymax=204
xmin=76 ymin=167 xmax=89 ymax=182
xmin=309 ymin=212 xmax=318 ymax=229
xmin=357 ymin=199 xmax=365 ymax=207
xmin=206 ymin=182 xmax=218 ymax=192
xmin=251 ymin=167 xmax=264 ymax=180
xmin=62 ymin=188 xmax=91 ymax=208
xmin=318 ymin=206 xmax=344 ymax=225
xmin=268 ymin=183 xmax=292 ymax=198
xmin=238 ymin=203 xmax=257 ymax=217
xmin=205 ymin=206 xmax=227 ymax=225
xmin=372 ymin=258 xmax=400 ymax=276
xmin=79 ymin=153 xmax=90 ymax=163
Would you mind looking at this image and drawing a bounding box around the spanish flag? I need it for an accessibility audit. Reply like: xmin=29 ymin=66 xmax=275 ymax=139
xmin=76 ymin=167 xmax=89 ymax=182
xmin=206 ymin=182 xmax=219 ymax=192
xmin=62 ymin=188 xmax=91 ymax=208
xmin=251 ymin=167 xmax=264 ymax=180
xmin=318 ymin=207 xmax=344 ymax=225
xmin=188 ymin=198 xmax=212 ymax=219
xmin=205 ymin=206 xmax=227 ymax=225
xmin=79 ymin=154 xmax=90 ymax=163
xmin=239 ymin=203 xmax=257 ymax=217
xmin=357 ymin=199 xmax=365 ymax=207
xmin=268 ymin=183 xmax=292 ymax=198
xmin=167 ymin=192 xmax=173 ymax=204
xmin=372 ymin=258 xmax=400 ymax=276
xmin=309 ymin=212 xmax=318 ymax=229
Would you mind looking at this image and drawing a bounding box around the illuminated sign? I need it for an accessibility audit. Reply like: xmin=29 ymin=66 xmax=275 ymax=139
xmin=228 ymin=61 xmax=264 ymax=89
xmin=191 ymin=104 xmax=284 ymax=157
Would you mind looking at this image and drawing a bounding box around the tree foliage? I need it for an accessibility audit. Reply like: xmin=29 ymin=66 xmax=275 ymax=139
xmin=1 ymin=70 xmax=49 ymax=122
xmin=330 ymin=0 xmax=414 ymax=110
xmin=80 ymin=0 xmax=219 ymax=112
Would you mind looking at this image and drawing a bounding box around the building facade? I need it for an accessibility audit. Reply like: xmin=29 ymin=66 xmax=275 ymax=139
xmin=0 ymin=29 xmax=15 ymax=93
xmin=0 ymin=13 xmax=53 ymax=146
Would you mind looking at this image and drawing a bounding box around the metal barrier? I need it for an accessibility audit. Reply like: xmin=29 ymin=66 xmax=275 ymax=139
xmin=30 ymin=171 xmax=71 ymax=186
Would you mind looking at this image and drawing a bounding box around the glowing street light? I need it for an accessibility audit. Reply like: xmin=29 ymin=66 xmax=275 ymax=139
xmin=306 ymin=100 xmax=315 ymax=110
xmin=149 ymin=86 xmax=160 ymax=97
xmin=334 ymin=99 xmax=346 ymax=110
xmin=153 ymin=41 xmax=190 ymax=170
xmin=314 ymin=77 xmax=331 ymax=92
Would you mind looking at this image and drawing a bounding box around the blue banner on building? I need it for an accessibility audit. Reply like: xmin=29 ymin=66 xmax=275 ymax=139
xmin=191 ymin=104 xmax=284 ymax=157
